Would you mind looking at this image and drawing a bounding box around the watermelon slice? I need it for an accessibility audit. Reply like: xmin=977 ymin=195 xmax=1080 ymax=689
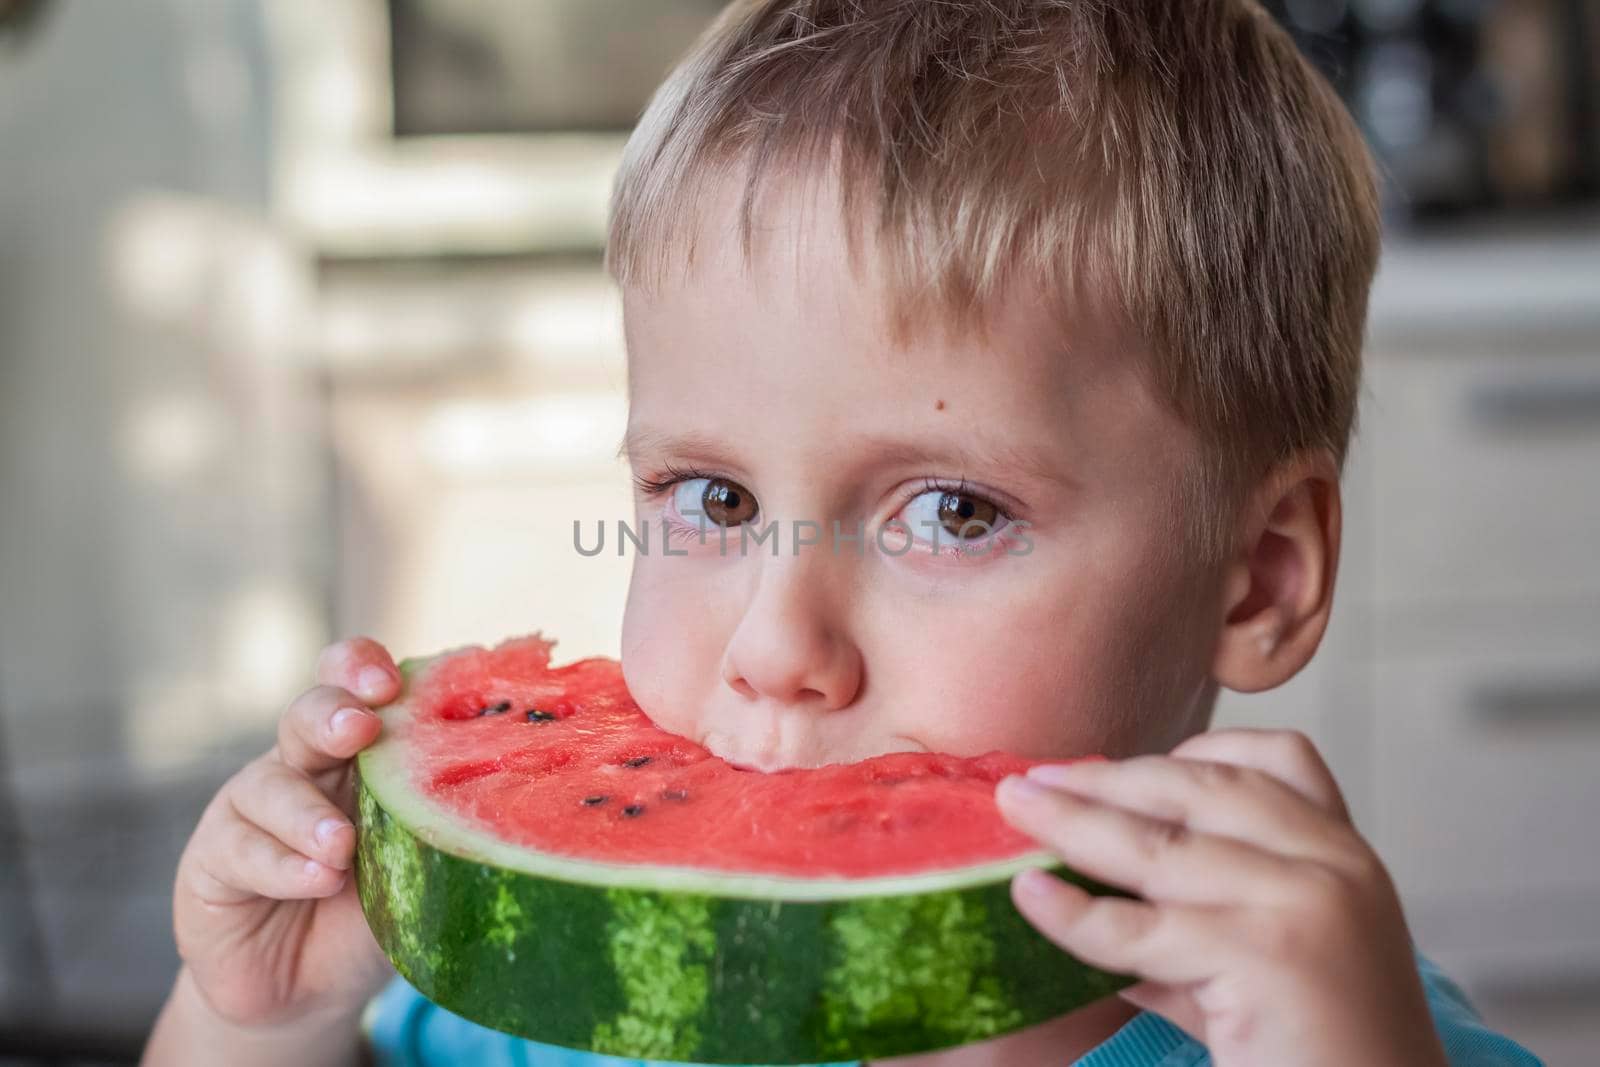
xmin=355 ymin=633 xmax=1133 ymax=1064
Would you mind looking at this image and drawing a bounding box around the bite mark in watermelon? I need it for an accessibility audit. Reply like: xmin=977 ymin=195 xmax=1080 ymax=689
xmin=355 ymin=634 xmax=1133 ymax=1063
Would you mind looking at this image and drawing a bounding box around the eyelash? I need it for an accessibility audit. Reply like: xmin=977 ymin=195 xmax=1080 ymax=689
xmin=630 ymin=461 xmax=714 ymax=498
xmin=630 ymin=464 xmax=1018 ymax=527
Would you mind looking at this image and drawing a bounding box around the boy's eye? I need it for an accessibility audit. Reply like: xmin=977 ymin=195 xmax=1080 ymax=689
xmin=672 ymin=476 xmax=759 ymax=528
xmin=898 ymin=487 xmax=1009 ymax=542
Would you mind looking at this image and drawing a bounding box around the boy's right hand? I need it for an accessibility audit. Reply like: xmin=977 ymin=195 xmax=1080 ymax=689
xmin=172 ymin=637 xmax=401 ymax=1031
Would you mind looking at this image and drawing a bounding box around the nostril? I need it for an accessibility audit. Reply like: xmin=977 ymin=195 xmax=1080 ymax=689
xmin=728 ymin=676 xmax=758 ymax=699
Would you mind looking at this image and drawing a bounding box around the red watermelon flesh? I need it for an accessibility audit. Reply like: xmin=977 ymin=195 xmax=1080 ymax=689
xmin=402 ymin=633 xmax=1081 ymax=879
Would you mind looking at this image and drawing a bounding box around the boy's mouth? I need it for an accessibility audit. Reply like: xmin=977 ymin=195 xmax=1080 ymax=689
xmin=722 ymin=755 xmax=785 ymax=773
xmin=703 ymin=734 xmax=803 ymax=773
xmin=693 ymin=703 xmax=821 ymax=770
xmin=700 ymin=723 xmax=930 ymax=773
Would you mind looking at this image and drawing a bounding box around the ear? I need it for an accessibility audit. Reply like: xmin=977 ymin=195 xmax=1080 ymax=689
xmin=1212 ymin=450 xmax=1342 ymax=693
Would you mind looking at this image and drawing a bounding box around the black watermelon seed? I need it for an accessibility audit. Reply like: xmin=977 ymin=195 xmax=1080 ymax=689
xmin=526 ymin=708 xmax=557 ymax=722
xmin=661 ymin=788 xmax=689 ymax=801
xmin=582 ymin=794 xmax=609 ymax=806
xmin=622 ymin=804 xmax=645 ymax=817
xmin=479 ymin=700 xmax=512 ymax=716
xmin=623 ymin=755 xmax=652 ymax=768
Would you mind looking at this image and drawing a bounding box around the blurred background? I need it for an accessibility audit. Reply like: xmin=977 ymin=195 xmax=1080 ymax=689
xmin=0 ymin=1 xmax=1596 ymax=1064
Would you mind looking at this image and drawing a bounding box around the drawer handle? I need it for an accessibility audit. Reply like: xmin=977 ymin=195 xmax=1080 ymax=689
xmin=1467 ymin=378 xmax=1600 ymax=431
xmin=1468 ymin=677 xmax=1600 ymax=726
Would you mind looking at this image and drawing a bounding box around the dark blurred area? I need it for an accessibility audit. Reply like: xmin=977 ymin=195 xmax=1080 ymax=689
xmin=1263 ymin=0 xmax=1600 ymax=218
xmin=1 ymin=2 xmax=1597 ymax=1066
xmin=387 ymin=0 xmax=730 ymax=133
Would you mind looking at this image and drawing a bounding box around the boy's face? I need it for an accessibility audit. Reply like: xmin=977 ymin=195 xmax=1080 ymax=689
xmin=616 ymin=165 xmax=1226 ymax=771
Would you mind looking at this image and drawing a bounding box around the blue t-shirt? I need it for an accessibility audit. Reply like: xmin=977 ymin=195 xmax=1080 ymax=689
xmin=362 ymin=952 xmax=1541 ymax=1066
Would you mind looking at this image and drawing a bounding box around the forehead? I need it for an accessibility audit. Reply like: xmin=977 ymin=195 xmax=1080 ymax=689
xmin=620 ymin=157 xmax=1136 ymax=410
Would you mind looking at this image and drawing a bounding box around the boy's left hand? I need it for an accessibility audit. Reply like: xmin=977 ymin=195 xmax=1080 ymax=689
xmin=995 ymin=728 xmax=1449 ymax=1067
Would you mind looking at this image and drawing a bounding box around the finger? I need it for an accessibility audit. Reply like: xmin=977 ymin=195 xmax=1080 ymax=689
xmin=229 ymin=759 xmax=357 ymax=872
xmin=1009 ymin=867 xmax=1220 ymax=986
xmin=1117 ymin=981 xmax=1205 ymax=1036
xmin=275 ymin=685 xmax=381 ymax=778
xmin=315 ymin=636 xmax=402 ymax=706
xmin=996 ymin=774 xmax=1300 ymax=904
xmin=1170 ymin=728 xmax=1349 ymax=821
xmin=186 ymin=810 xmax=347 ymax=906
xmin=1018 ymin=753 xmax=1352 ymax=866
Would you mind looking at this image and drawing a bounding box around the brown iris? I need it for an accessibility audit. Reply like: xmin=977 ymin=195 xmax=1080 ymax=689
xmin=936 ymin=491 xmax=1000 ymax=539
xmin=699 ymin=477 xmax=758 ymax=527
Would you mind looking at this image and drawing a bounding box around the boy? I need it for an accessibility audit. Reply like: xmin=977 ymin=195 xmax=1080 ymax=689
xmin=142 ymin=1 xmax=1543 ymax=1064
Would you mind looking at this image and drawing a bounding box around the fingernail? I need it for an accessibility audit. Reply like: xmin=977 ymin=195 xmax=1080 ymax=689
xmin=304 ymin=859 xmax=330 ymax=878
xmin=315 ymin=817 xmax=347 ymax=846
xmin=1014 ymin=867 xmax=1058 ymax=898
xmin=996 ymin=774 xmax=1047 ymax=804
xmin=1026 ymin=761 xmax=1086 ymax=787
xmin=330 ymin=707 xmax=370 ymax=734
xmin=358 ymin=666 xmax=393 ymax=700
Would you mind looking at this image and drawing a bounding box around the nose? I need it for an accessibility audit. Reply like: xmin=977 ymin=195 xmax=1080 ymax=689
xmin=719 ymin=554 xmax=863 ymax=712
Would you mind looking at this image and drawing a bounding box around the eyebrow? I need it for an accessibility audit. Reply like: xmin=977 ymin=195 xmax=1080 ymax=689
xmin=616 ymin=426 xmax=733 ymax=465
xmin=616 ymin=424 xmax=1077 ymax=492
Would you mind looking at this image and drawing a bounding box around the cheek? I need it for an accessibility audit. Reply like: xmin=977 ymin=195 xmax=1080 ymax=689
xmin=872 ymin=579 xmax=1115 ymax=758
xmin=881 ymin=559 xmax=1205 ymax=759
xmin=618 ymin=557 xmax=731 ymax=737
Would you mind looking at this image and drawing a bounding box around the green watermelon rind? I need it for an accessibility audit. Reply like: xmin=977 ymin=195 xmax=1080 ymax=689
xmin=355 ymin=651 xmax=1137 ymax=1064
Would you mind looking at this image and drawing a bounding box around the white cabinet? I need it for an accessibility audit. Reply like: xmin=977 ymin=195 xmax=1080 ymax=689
xmin=1370 ymin=611 xmax=1600 ymax=909
xmin=1365 ymin=352 xmax=1600 ymax=612
xmin=1356 ymin=338 xmax=1600 ymax=1003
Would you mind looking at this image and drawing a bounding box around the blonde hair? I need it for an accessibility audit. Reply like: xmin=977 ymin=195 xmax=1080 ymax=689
xmin=604 ymin=0 xmax=1382 ymax=563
